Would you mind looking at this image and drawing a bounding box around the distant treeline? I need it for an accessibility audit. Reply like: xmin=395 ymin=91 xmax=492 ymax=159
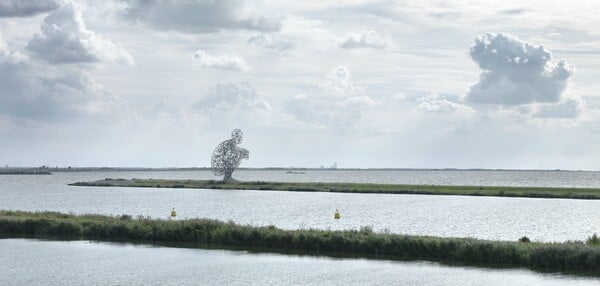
xmin=1 ymin=211 xmax=599 ymax=275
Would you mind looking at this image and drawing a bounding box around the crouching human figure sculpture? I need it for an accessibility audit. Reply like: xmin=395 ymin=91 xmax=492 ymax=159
xmin=211 ymin=129 xmax=249 ymax=181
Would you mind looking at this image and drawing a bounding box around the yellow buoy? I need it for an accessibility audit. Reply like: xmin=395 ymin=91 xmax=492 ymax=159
xmin=170 ymin=208 xmax=177 ymax=218
xmin=334 ymin=209 xmax=341 ymax=219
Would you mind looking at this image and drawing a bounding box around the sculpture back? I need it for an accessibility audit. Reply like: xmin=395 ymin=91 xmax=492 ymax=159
xmin=211 ymin=129 xmax=249 ymax=180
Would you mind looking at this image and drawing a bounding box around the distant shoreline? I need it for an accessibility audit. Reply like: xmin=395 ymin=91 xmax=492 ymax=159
xmin=0 ymin=169 xmax=51 ymax=175
xmin=3 ymin=167 xmax=598 ymax=172
xmin=71 ymin=179 xmax=600 ymax=200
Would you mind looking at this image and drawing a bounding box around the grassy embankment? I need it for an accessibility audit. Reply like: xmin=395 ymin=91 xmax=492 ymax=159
xmin=1 ymin=210 xmax=600 ymax=274
xmin=70 ymin=178 xmax=600 ymax=200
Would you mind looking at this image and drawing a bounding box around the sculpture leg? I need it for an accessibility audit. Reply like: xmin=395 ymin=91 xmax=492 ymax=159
xmin=223 ymin=170 xmax=234 ymax=182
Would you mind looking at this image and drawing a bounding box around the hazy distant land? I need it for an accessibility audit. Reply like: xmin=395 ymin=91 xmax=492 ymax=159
xmin=0 ymin=168 xmax=51 ymax=175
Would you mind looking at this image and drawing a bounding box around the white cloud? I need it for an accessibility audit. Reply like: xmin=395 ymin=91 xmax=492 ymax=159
xmin=320 ymin=65 xmax=358 ymax=97
xmin=123 ymin=0 xmax=281 ymax=33
xmin=193 ymin=50 xmax=250 ymax=71
xmin=192 ymin=81 xmax=273 ymax=130
xmin=247 ymin=33 xmax=292 ymax=51
xmin=343 ymin=95 xmax=376 ymax=107
xmin=465 ymin=32 xmax=574 ymax=106
xmin=0 ymin=0 xmax=60 ymax=17
xmin=417 ymin=93 xmax=473 ymax=113
xmin=340 ymin=30 xmax=389 ymax=49
xmin=534 ymin=96 xmax=585 ymax=119
xmin=2 ymin=1 xmax=600 ymax=168
xmin=286 ymin=93 xmax=363 ymax=131
xmin=285 ymin=93 xmax=332 ymax=126
xmin=26 ymin=1 xmax=133 ymax=65
xmin=393 ymin=93 xmax=407 ymax=100
xmin=286 ymin=66 xmax=374 ymax=131
xmin=196 ymin=81 xmax=270 ymax=113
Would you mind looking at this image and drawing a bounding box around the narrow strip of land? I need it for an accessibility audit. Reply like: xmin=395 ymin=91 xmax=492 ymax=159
xmin=70 ymin=178 xmax=600 ymax=200
xmin=0 ymin=169 xmax=51 ymax=175
xmin=1 ymin=210 xmax=599 ymax=275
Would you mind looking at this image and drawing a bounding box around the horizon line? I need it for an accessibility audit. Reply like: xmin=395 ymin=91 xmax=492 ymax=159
xmin=2 ymin=166 xmax=598 ymax=172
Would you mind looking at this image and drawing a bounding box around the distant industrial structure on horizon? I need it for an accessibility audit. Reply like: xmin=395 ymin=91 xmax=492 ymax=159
xmin=319 ymin=162 xmax=338 ymax=169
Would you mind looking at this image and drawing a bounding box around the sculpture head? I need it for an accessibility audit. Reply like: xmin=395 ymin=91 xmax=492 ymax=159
xmin=231 ymin=129 xmax=243 ymax=144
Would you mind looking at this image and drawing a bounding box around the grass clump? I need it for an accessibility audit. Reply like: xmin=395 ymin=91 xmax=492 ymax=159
xmin=519 ymin=236 xmax=531 ymax=243
xmin=587 ymin=233 xmax=600 ymax=245
xmin=1 ymin=210 xmax=600 ymax=275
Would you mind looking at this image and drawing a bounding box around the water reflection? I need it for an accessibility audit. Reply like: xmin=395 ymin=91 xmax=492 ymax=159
xmin=1 ymin=171 xmax=600 ymax=242
xmin=1 ymin=239 xmax=598 ymax=286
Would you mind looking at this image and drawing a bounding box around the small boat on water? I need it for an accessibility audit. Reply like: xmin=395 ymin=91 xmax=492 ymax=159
xmin=285 ymin=170 xmax=306 ymax=174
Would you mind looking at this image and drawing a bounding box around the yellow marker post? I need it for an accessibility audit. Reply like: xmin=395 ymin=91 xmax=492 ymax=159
xmin=334 ymin=209 xmax=341 ymax=219
xmin=170 ymin=208 xmax=177 ymax=218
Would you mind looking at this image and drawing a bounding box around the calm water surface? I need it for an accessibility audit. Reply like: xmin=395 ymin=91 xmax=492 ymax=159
xmin=1 ymin=171 xmax=600 ymax=242
xmin=225 ymin=169 xmax=600 ymax=187
xmin=1 ymin=239 xmax=598 ymax=286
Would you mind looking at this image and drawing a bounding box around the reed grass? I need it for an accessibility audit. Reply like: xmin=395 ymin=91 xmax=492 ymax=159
xmin=70 ymin=179 xmax=600 ymax=200
xmin=1 ymin=210 xmax=599 ymax=274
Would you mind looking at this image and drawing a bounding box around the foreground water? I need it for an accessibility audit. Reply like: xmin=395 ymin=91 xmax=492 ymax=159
xmin=1 ymin=239 xmax=597 ymax=285
xmin=1 ymin=170 xmax=600 ymax=242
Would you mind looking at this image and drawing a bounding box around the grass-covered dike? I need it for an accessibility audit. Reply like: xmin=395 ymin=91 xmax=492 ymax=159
xmin=1 ymin=210 xmax=600 ymax=275
xmin=71 ymin=178 xmax=600 ymax=200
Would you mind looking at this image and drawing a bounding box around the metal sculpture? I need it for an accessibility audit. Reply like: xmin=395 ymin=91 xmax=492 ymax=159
xmin=211 ymin=129 xmax=249 ymax=181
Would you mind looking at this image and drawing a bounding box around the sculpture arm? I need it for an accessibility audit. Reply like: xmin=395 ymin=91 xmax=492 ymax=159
xmin=236 ymin=147 xmax=249 ymax=159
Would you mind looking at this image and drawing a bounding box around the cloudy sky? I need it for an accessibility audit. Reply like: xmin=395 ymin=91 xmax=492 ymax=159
xmin=1 ymin=0 xmax=599 ymax=169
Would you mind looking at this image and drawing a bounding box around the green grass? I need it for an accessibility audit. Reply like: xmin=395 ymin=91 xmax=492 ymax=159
xmin=1 ymin=210 xmax=600 ymax=275
xmin=70 ymin=178 xmax=600 ymax=200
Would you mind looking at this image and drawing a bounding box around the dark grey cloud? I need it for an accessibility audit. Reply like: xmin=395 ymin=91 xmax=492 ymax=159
xmin=0 ymin=52 xmax=114 ymax=121
xmin=123 ymin=0 xmax=281 ymax=33
xmin=466 ymin=33 xmax=574 ymax=106
xmin=26 ymin=1 xmax=133 ymax=65
xmin=0 ymin=0 xmax=60 ymax=17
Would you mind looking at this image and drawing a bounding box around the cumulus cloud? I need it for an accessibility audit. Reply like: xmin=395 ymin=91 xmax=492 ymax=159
xmin=0 ymin=0 xmax=60 ymax=17
xmin=196 ymin=81 xmax=270 ymax=113
xmin=0 ymin=48 xmax=119 ymax=121
xmin=343 ymin=95 xmax=376 ymax=107
xmin=286 ymin=66 xmax=374 ymax=131
xmin=26 ymin=1 xmax=133 ymax=65
xmin=466 ymin=32 xmax=574 ymax=106
xmin=285 ymin=93 xmax=332 ymax=125
xmin=417 ymin=93 xmax=473 ymax=113
xmin=320 ymin=65 xmax=358 ymax=97
xmin=340 ymin=30 xmax=389 ymax=49
xmin=286 ymin=93 xmax=362 ymax=131
xmin=193 ymin=50 xmax=250 ymax=71
xmin=123 ymin=0 xmax=281 ymax=33
xmin=534 ymin=96 xmax=585 ymax=119
xmin=247 ymin=34 xmax=292 ymax=51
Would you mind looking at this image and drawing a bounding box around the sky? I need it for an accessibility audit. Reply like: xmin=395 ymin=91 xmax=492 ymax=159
xmin=0 ymin=0 xmax=599 ymax=170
